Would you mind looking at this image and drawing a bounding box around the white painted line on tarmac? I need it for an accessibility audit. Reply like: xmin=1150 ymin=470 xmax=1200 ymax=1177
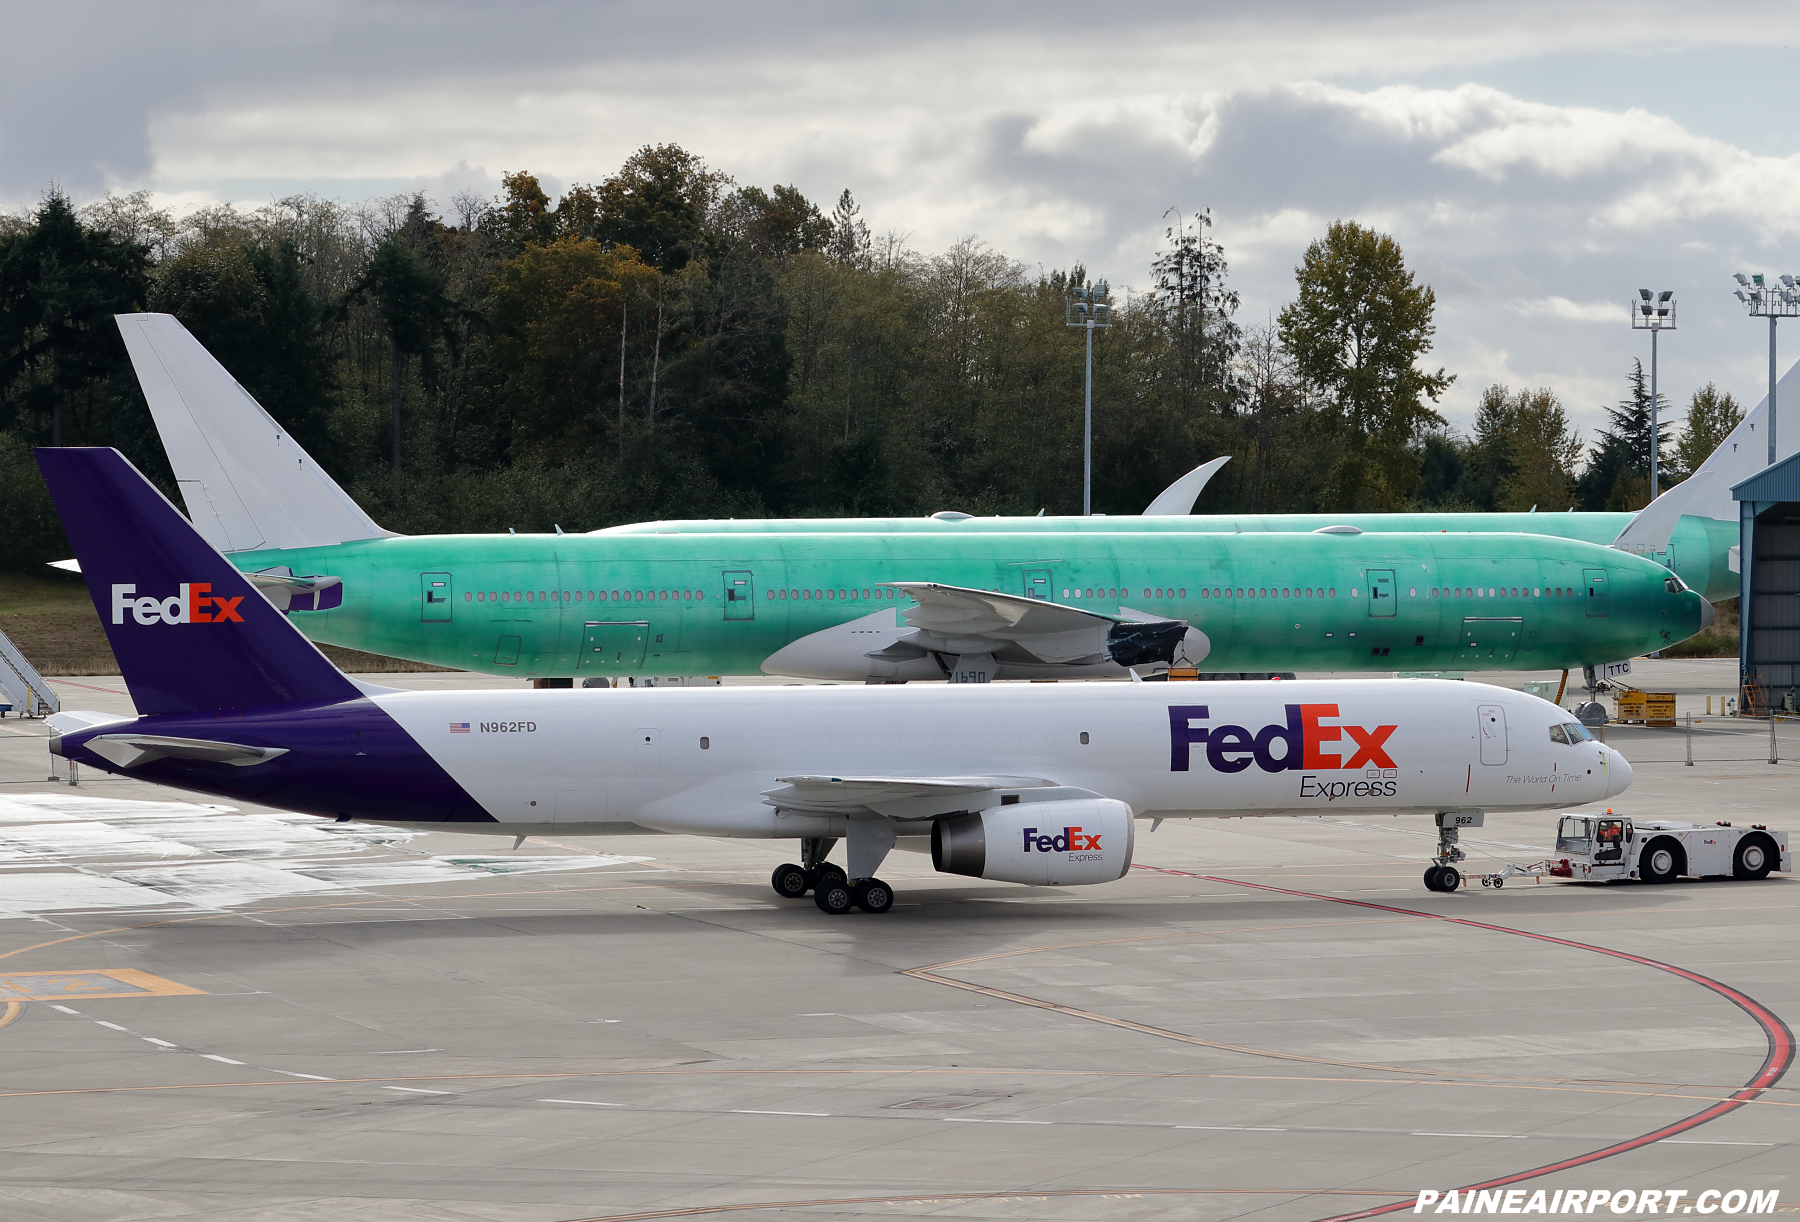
xmin=540 ymin=1099 xmax=624 ymax=1107
xmin=383 ymin=1086 xmax=452 ymax=1095
xmin=269 ymin=1070 xmax=335 ymax=1081
xmin=1176 ymin=1125 xmax=1288 ymax=1131
xmin=200 ymin=1054 xmax=244 ymax=1065
xmin=1412 ymin=1132 xmax=1528 ymax=1139
xmin=731 ymin=1109 xmax=831 ymax=1117
xmin=140 ymin=1037 xmax=177 ymax=1047
xmin=94 ymin=1021 xmax=129 ymax=1031
xmin=1659 ymin=1139 xmax=1775 ymax=1146
xmin=942 ymin=1117 xmax=1051 ymax=1124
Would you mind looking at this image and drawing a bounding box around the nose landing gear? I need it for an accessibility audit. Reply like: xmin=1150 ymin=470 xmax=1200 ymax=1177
xmin=1423 ymin=863 xmax=1462 ymax=892
xmin=1425 ymin=811 xmax=1478 ymax=892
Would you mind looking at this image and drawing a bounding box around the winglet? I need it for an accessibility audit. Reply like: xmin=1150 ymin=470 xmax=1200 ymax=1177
xmin=1142 ymin=456 xmax=1230 ymax=515
xmin=115 ymin=313 xmax=393 ymax=553
xmin=34 ymin=447 xmax=362 ymax=716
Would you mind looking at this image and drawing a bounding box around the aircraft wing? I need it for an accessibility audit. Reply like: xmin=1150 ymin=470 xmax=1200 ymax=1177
xmin=762 ymin=774 xmax=1089 ymax=820
xmin=880 ymin=582 xmax=1190 ymax=666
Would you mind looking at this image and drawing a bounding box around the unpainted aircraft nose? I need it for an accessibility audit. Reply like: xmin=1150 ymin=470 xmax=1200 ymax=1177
xmin=1698 ymin=596 xmax=1715 ymax=631
xmin=1604 ymin=747 xmax=1634 ymax=798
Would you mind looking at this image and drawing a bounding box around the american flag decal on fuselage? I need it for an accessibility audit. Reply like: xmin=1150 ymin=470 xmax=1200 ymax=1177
xmin=449 ymin=722 xmax=470 ymax=734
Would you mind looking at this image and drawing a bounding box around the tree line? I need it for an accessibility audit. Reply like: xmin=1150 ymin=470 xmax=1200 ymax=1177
xmin=0 ymin=144 xmax=1744 ymax=569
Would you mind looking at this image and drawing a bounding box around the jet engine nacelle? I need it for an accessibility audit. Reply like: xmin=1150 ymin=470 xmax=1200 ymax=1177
xmin=930 ymin=798 xmax=1135 ymax=886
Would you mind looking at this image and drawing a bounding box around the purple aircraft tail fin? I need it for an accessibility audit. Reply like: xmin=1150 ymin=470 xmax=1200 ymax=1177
xmin=35 ymin=448 xmax=361 ymax=716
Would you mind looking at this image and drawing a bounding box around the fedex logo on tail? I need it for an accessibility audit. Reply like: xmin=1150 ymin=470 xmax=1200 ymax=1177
xmin=111 ymin=583 xmax=245 ymax=626
xmin=1169 ymin=704 xmax=1397 ymax=774
xmin=1023 ymin=826 xmax=1100 ymax=853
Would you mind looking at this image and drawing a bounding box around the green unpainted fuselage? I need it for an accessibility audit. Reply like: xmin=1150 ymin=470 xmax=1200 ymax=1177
xmin=231 ymin=528 xmax=1709 ymax=680
xmin=596 ymin=511 xmax=1741 ymax=603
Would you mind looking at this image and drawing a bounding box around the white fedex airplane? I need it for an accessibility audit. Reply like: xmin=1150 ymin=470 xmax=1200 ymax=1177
xmin=40 ymin=448 xmax=1632 ymax=911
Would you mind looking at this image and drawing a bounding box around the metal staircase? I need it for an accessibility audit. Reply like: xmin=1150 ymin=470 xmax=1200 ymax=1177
xmin=0 ymin=626 xmax=59 ymax=717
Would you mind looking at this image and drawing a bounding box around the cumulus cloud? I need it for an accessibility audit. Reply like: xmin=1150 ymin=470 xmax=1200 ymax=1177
xmin=5 ymin=1 xmax=1800 ymax=437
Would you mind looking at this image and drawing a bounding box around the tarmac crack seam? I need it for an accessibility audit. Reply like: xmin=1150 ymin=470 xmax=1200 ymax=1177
xmin=1128 ymin=867 xmax=1795 ymax=1222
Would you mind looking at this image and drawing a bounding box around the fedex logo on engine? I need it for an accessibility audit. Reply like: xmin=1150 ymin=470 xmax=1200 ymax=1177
xmin=1023 ymin=826 xmax=1101 ymax=853
xmin=1168 ymin=704 xmax=1397 ymax=774
xmin=111 ymin=583 xmax=245 ymax=626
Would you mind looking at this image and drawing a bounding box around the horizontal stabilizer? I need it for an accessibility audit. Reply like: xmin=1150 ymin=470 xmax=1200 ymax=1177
xmin=86 ymin=733 xmax=289 ymax=770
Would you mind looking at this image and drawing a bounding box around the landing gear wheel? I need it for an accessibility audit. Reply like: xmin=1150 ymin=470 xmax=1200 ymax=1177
xmin=1734 ymin=836 xmax=1775 ymax=881
xmin=1492 ymin=877 xmax=1504 ymax=889
xmin=1424 ymin=864 xmax=1461 ymax=892
xmin=853 ymin=878 xmax=894 ymax=914
xmin=771 ymin=863 xmax=810 ymax=899
xmin=1641 ymin=840 xmax=1681 ymax=884
xmin=810 ymin=863 xmax=846 ymax=891
xmin=813 ymin=876 xmax=855 ymax=915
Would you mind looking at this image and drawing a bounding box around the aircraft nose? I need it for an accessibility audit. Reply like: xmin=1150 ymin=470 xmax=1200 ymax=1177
xmin=1698 ymin=596 xmax=1715 ymax=630
xmin=1604 ymin=746 xmax=1634 ymax=797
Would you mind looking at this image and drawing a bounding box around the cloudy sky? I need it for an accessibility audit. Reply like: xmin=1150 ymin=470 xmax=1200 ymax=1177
xmin=6 ymin=0 xmax=1800 ymax=440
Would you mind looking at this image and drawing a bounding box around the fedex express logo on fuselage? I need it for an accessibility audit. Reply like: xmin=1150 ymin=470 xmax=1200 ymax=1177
xmin=111 ymin=583 xmax=244 ymax=626
xmin=1168 ymin=704 xmax=1397 ymax=774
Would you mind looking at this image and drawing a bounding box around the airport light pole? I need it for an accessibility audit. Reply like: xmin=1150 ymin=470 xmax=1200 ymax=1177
xmin=1734 ymin=273 xmax=1800 ymax=467
xmin=1066 ymin=280 xmax=1112 ymax=515
xmin=1631 ymin=289 xmax=1675 ymax=500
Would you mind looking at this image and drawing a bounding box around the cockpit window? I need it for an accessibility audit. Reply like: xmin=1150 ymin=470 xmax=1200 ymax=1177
xmin=1560 ymin=721 xmax=1593 ymax=743
xmin=1548 ymin=724 xmax=1569 ymax=745
xmin=1664 ymin=575 xmax=1687 ymax=594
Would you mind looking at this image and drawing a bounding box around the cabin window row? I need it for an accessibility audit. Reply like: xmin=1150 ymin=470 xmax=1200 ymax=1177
xmin=466 ymin=589 xmax=706 ymax=603
xmin=764 ymin=588 xmax=900 ymax=601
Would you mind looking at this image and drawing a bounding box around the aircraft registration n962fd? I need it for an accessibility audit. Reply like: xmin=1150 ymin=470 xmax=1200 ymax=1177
xmin=39 ymin=447 xmax=1634 ymax=907
xmin=112 ymin=313 xmax=1712 ymax=683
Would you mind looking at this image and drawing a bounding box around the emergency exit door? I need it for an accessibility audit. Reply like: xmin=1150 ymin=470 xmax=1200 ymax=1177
xmin=1367 ymin=570 xmax=1396 ymax=617
xmin=1477 ymin=703 xmax=1508 ymax=764
xmin=579 ymin=621 xmax=649 ymax=670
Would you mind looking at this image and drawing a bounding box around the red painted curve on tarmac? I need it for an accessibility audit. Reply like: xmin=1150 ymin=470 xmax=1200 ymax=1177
xmin=1134 ymin=867 xmax=1794 ymax=1222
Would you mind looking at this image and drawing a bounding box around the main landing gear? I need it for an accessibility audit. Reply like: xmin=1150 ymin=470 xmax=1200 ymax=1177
xmin=768 ymin=837 xmax=894 ymax=914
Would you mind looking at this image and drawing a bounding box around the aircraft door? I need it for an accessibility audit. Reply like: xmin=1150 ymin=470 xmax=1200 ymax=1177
xmin=1477 ymin=703 xmax=1508 ymax=765
xmin=1023 ymin=570 xmax=1052 ymax=600
xmin=1367 ymin=570 xmax=1396 ymax=617
xmin=722 ymin=570 xmax=755 ymax=620
xmin=579 ymin=621 xmax=649 ymax=671
xmin=1583 ymin=568 xmax=1610 ymax=617
xmin=421 ymin=572 xmax=453 ymax=622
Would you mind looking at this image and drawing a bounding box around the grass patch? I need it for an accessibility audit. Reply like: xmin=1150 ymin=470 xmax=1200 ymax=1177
xmin=0 ymin=568 xmax=453 ymax=675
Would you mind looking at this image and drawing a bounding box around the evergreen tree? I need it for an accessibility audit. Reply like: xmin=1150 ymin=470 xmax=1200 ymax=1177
xmin=1576 ymin=359 xmax=1667 ymax=510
